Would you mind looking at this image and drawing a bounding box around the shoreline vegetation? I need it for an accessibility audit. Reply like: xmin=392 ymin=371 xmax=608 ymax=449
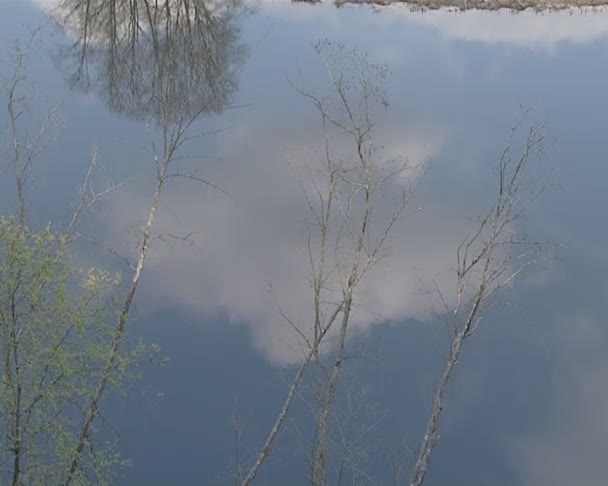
xmin=295 ymin=0 xmax=608 ymax=11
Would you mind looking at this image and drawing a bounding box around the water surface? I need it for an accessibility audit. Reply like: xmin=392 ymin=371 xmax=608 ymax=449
xmin=2 ymin=1 xmax=608 ymax=484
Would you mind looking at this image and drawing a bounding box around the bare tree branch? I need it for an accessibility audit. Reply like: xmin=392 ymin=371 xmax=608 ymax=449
xmin=243 ymin=40 xmax=421 ymax=486
xmin=409 ymin=118 xmax=552 ymax=486
xmin=67 ymin=147 xmax=128 ymax=236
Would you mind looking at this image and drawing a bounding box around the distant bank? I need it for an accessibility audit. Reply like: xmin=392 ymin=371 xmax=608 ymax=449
xmin=298 ymin=0 xmax=608 ymax=11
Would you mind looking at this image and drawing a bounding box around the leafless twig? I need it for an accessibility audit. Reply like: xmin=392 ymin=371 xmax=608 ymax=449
xmin=409 ymin=118 xmax=553 ymax=486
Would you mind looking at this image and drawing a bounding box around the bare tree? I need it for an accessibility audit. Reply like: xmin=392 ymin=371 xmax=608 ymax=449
xmin=53 ymin=0 xmax=246 ymax=122
xmin=409 ymin=115 xmax=551 ymax=486
xmin=41 ymin=1 xmax=248 ymax=483
xmin=0 ymin=30 xmax=61 ymax=224
xmin=324 ymin=382 xmax=384 ymax=486
xmin=225 ymin=397 xmax=257 ymax=486
xmin=242 ymin=40 xmax=420 ymax=486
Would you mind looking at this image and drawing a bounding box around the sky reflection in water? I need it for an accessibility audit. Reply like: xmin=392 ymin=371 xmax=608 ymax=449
xmin=2 ymin=1 xmax=608 ymax=484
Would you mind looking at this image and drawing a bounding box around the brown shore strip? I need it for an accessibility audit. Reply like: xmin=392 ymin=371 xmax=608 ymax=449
xmin=295 ymin=0 xmax=608 ymax=11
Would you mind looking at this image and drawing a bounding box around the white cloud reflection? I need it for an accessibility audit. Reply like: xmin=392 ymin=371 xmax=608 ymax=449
xmin=401 ymin=7 xmax=608 ymax=48
xmin=102 ymin=116 xmax=458 ymax=364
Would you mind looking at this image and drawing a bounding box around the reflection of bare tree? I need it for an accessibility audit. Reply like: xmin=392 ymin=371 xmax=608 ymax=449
xmin=52 ymin=0 xmax=247 ymax=122
xmin=40 ymin=2 xmax=248 ymax=483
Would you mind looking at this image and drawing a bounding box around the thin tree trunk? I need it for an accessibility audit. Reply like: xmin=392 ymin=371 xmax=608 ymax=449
xmin=64 ymin=152 xmax=170 ymax=485
xmin=409 ymin=331 xmax=464 ymax=486
xmin=410 ymin=281 xmax=486 ymax=486
xmin=240 ymin=356 xmax=309 ymax=486
xmin=241 ymin=301 xmax=346 ymax=486
xmin=9 ymin=262 xmax=23 ymax=486
xmin=7 ymin=87 xmax=25 ymax=225
xmin=11 ymin=336 xmax=22 ymax=486
xmin=311 ymin=297 xmax=352 ymax=486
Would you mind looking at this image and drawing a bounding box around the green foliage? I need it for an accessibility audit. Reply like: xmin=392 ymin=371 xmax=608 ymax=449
xmin=0 ymin=216 xmax=145 ymax=485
